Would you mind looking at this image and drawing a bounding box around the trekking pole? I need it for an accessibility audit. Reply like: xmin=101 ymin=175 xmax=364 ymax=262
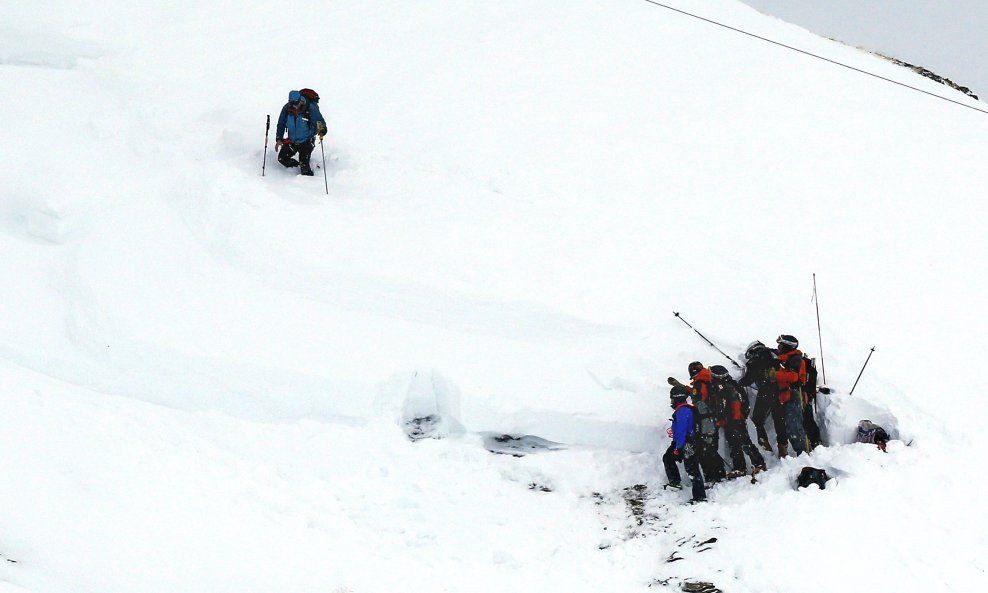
xmin=672 ymin=311 xmax=742 ymax=369
xmin=849 ymin=347 xmax=876 ymax=396
xmin=319 ymin=135 xmax=329 ymax=195
xmin=812 ymin=274 xmax=827 ymax=385
xmin=262 ymin=114 xmax=270 ymax=176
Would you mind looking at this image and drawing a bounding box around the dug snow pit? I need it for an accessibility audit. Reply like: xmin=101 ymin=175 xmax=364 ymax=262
xmin=482 ymin=433 xmax=565 ymax=456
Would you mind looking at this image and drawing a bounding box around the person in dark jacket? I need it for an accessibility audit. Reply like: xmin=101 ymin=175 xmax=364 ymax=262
xmin=800 ymin=355 xmax=823 ymax=450
xmin=662 ymin=386 xmax=706 ymax=502
xmin=710 ymin=365 xmax=766 ymax=477
xmin=275 ymin=90 xmax=327 ymax=176
xmin=739 ymin=341 xmax=788 ymax=455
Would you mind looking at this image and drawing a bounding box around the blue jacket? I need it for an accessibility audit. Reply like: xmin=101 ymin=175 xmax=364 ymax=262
xmin=276 ymin=90 xmax=327 ymax=143
xmin=671 ymin=404 xmax=697 ymax=449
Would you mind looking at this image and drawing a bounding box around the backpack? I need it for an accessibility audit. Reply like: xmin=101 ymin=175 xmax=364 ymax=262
xmin=805 ymin=357 xmax=819 ymax=401
xmin=710 ymin=365 xmax=747 ymax=420
xmin=736 ymin=381 xmax=751 ymax=419
xmin=693 ymin=399 xmax=719 ymax=438
xmin=300 ymin=88 xmax=320 ymax=104
xmin=856 ymin=420 xmax=889 ymax=445
xmin=796 ymin=466 xmax=830 ymax=489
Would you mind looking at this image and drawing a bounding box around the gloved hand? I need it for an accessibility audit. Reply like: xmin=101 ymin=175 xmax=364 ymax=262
xmin=275 ymin=140 xmax=283 ymax=151
xmin=682 ymin=442 xmax=696 ymax=458
xmin=316 ymin=121 xmax=327 ymax=138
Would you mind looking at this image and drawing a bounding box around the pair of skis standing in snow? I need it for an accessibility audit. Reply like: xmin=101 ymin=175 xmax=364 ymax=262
xmin=663 ymin=335 xmax=823 ymax=502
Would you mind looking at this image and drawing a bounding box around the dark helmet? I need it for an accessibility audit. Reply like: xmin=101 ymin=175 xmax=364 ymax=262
xmin=776 ymin=334 xmax=798 ymax=352
xmin=687 ymin=361 xmax=704 ymax=378
xmin=670 ymin=385 xmax=690 ymax=407
xmin=709 ymin=364 xmax=730 ymax=382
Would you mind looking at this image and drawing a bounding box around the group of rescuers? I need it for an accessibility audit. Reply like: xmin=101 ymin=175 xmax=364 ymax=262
xmin=663 ymin=334 xmax=823 ymax=503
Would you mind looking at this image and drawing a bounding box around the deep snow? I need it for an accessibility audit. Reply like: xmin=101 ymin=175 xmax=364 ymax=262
xmin=2 ymin=1 xmax=987 ymax=592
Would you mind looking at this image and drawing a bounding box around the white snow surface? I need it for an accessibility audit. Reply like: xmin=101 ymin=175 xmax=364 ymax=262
xmin=2 ymin=1 xmax=987 ymax=592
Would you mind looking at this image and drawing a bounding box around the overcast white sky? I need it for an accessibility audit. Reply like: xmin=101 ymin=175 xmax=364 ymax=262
xmin=740 ymin=0 xmax=988 ymax=99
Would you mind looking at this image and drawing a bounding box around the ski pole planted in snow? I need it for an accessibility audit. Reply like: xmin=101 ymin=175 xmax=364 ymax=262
xmin=672 ymin=311 xmax=742 ymax=369
xmin=262 ymin=114 xmax=270 ymax=177
xmin=849 ymin=347 xmax=876 ymax=396
xmin=319 ymin=135 xmax=329 ymax=195
xmin=812 ymin=273 xmax=827 ymax=385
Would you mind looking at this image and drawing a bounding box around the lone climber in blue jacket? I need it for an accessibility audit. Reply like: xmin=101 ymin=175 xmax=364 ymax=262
xmin=275 ymin=90 xmax=327 ymax=176
xmin=663 ymin=385 xmax=706 ymax=503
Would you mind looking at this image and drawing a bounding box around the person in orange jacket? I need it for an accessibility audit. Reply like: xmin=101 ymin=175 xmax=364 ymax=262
xmin=773 ymin=334 xmax=808 ymax=456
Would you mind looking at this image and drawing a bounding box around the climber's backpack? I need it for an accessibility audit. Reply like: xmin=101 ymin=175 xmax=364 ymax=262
xmin=300 ymin=88 xmax=320 ymax=104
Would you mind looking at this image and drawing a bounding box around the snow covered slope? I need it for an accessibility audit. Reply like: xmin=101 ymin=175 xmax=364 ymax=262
xmin=2 ymin=1 xmax=986 ymax=592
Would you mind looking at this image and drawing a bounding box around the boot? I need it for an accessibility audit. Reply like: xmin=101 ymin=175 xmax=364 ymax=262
xmin=726 ymin=469 xmax=746 ymax=480
xmin=757 ymin=435 xmax=773 ymax=453
xmin=777 ymin=442 xmax=788 ymax=458
xmin=300 ymin=164 xmax=314 ymax=176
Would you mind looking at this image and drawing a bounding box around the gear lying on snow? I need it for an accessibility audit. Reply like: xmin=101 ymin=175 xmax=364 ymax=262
xmin=856 ymin=419 xmax=891 ymax=452
xmin=482 ymin=433 xmax=565 ymax=456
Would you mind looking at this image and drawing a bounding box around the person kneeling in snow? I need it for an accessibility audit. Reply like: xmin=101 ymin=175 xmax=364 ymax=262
xmin=275 ymin=89 xmax=327 ymax=176
xmin=663 ymin=386 xmax=706 ymax=503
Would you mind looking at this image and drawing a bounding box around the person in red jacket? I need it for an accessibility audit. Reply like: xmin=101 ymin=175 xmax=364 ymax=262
xmin=773 ymin=334 xmax=808 ymax=456
xmin=710 ymin=365 xmax=766 ymax=477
